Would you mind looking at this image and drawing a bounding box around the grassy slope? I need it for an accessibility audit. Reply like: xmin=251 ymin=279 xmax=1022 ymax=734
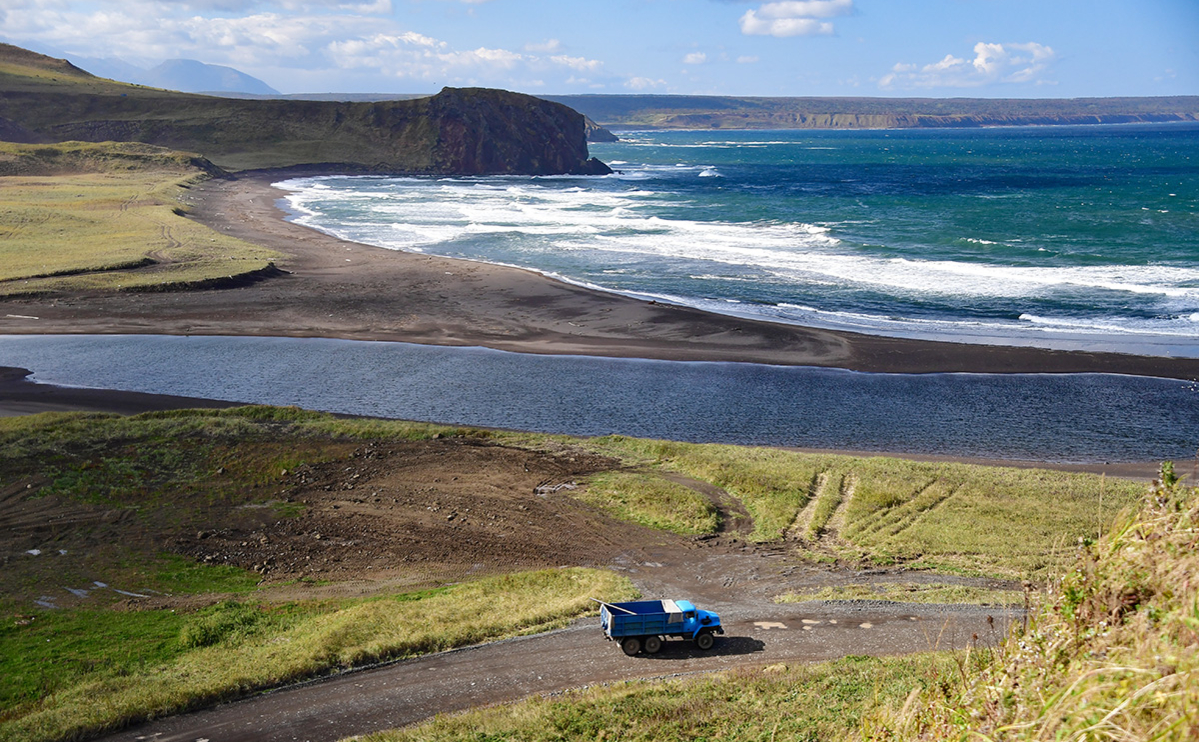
xmin=2 ymin=569 xmax=635 ymax=742
xmin=0 ymin=44 xmax=595 ymax=175
xmin=0 ymin=141 xmax=282 ymax=294
xmin=859 ymin=466 xmax=1199 ymax=740
xmin=0 ymin=408 xmax=1153 ymax=740
xmin=569 ymin=436 xmax=1140 ymax=578
xmin=0 ymin=44 xmax=435 ymax=172
xmin=359 ymin=471 xmax=1198 ymax=742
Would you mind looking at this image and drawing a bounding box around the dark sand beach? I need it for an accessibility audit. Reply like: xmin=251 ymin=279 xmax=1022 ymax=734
xmin=0 ymin=170 xmax=1191 ymax=477
xmin=1 ymin=171 xmax=1198 ymax=380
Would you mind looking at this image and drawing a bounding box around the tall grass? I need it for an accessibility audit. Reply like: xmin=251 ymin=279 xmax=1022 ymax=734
xmin=859 ymin=465 xmax=1199 ymax=740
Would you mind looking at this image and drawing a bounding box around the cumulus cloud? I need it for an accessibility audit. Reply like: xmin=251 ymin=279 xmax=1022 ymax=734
xmin=625 ymin=76 xmax=666 ymax=91
xmin=683 ymin=51 xmax=707 ymax=64
xmin=739 ymin=0 xmax=852 ymax=38
xmin=0 ymin=0 xmax=614 ymax=90
xmin=879 ymin=41 xmax=1056 ymax=89
xmin=551 ymin=54 xmax=603 ymax=72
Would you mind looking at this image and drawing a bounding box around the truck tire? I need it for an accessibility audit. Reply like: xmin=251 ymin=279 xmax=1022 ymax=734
xmin=621 ymin=637 xmax=642 ymax=656
xmin=644 ymin=636 xmax=662 ymax=654
xmin=695 ymin=631 xmax=715 ymax=650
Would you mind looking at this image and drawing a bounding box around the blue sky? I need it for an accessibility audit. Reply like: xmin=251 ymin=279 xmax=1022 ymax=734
xmin=2 ymin=0 xmax=1197 ymax=97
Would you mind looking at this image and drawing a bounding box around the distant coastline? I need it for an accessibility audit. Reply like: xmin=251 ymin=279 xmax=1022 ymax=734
xmin=540 ymin=94 xmax=1199 ymax=131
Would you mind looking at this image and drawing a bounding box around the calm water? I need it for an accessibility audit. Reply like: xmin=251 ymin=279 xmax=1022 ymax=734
xmin=3 ymin=335 xmax=1197 ymax=463
xmin=279 ymin=124 xmax=1199 ymax=358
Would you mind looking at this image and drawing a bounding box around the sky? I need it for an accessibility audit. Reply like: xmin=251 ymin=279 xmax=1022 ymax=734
xmin=2 ymin=0 xmax=1197 ymax=98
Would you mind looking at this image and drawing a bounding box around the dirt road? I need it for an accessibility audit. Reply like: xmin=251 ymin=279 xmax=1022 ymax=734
xmin=101 ymin=542 xmax=1017 ymax=742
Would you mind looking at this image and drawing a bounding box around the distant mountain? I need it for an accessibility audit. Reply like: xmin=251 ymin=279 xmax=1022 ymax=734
xmin=139 ymin=59 xmax=279 ymax=96
xmin=50 ymin=51 xmax=279 ymax=96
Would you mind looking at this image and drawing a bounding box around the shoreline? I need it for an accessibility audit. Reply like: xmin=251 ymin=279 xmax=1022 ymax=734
xmin=0 ymin=170 xmax=1197 ymax=380
xmin=0 ymin=366 xmax=1165 ymax=480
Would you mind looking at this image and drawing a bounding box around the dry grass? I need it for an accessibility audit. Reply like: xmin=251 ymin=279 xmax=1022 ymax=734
xmin=361 ymin=654 xmax=957 ymax=742
xmin=859 ymin=465 xmax=1199 ymax=740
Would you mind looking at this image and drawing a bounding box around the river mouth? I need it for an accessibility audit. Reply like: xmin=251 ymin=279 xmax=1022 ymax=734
xmin=2 ymin=334 xmax=1196 ymax=463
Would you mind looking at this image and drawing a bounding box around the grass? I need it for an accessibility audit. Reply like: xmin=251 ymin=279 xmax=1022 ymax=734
xmin=857 ymin=465 xmax=1199 ymax=740
xmin=358 ymin=470 xmax=1197 ymax=742
xmin=572 ymin=436 xmax=1140 ymax=578
xmin=0 ymin=142 xmax=282 ymax=295
xmin=776 ymin=582 xmax=1024 ymax=606
xmin=0 ymin=568 xmax=636 ymax=742
xmin=582 ymin=437 xmax=822 ymax=543
xmin=578 ymin=470 xmax=719 ymax=535
xmin=2 ymin=409 xmax=1141 ymax=586
xmin=360 ymin=653 xmax=961 ymax=742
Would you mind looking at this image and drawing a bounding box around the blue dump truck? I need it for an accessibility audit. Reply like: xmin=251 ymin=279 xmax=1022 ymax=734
xmin=595 ymin=599 xmax=723 ymax=655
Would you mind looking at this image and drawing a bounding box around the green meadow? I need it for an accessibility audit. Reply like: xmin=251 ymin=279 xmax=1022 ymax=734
xmin=0 ymin=141 xmax=281 ymax=295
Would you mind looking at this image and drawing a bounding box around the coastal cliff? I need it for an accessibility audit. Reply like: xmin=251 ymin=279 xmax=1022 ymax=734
xmin=0 ymin=44 xmax=609 ymax=175
xmin=544 ymin=94 xmax=1199 ymax=131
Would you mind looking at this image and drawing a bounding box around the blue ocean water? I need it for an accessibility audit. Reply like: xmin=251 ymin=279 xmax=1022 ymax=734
xmin=3 ymin=334 xmax=1197 ymax=463
xmin=278 ymin=124 xmax=1199 ymax=357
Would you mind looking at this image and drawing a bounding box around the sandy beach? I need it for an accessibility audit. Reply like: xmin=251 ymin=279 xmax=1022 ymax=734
xmin=0 ymin=170 xmax=1197 ymax=380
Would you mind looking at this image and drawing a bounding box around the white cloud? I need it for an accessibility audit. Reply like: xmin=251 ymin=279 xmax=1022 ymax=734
xmin=524 ymin=39 xmax=561 ymax=53
xmin=739 ymin=0 xmax=851 ymax=38
xmin=0 ymin=0 xmax=604 ymax=91
xmin=551 ymin=54 xmax=603 ymax=72
xmin=879 ymin=41 xmax=1056 ymax=89
xmin=683 ymin=51 xmax=707 ymax=64
xmin=736 ymin=55 xmax=760 ymax=64
xmin=625 ymin=76 xmax=666 ymax=91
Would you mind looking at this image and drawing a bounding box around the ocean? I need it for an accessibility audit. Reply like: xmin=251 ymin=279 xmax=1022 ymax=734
xmin=277 ymin=123 xmax=1199 ymax=358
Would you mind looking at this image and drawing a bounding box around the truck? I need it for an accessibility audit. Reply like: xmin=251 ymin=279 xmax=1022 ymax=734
xmin=595 ymin=598 xmax=723 ymax=656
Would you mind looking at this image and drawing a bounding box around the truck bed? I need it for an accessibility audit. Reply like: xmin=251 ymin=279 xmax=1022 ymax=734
xmin=601 ymin=599 xmax=687 ymax=638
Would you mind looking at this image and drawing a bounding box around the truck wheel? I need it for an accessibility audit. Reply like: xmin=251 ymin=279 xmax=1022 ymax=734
xmin=695 ymin=632 xmax=715 ymax=650
xmin=644 ymin=636 xmax=662 ymax=654
xmin=621 ymin=637 xmax=642 ymax=656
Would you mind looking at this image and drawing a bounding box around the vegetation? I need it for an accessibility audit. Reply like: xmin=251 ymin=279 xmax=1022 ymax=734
xmin=578 ymin=470 xmax=719 ymax=535
xmin=577 ymin=436 xmax=1138 ymax=578
xmin=361 ymin=654 xmax=961 ymax=742
xmin=776 ymin=582 xmax=1023 ymax=606
xmin=858 ymin=465 xmax=1199 ymax=740
xmin=1 ymin=568 xmax=635 ymax=742
xmin=354 ymin=468 xmax=1198 ymax=742
xmin=0 ymin=142 xmax=281 ymax=294
xmin=0 ymin=408 xmax=1160 ymax=740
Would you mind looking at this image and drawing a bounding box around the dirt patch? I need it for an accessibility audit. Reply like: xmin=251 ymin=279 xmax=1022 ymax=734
xmin=169 ymin=438 xmax=679 ymax=592
xmin=0 ymin=437 xmax=702 ymax=609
